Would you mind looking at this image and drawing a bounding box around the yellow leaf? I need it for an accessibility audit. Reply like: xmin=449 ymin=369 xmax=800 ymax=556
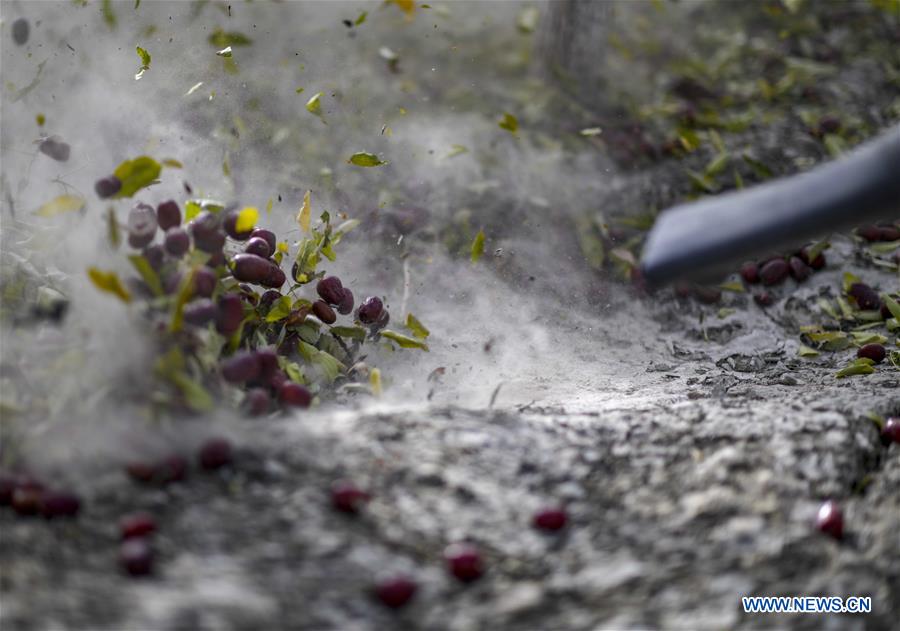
xmin=471 ymin=229 xmax=485 ymax=263
xmin=236 ymin=206 xmax=258 ymax=232
xmin=87 ymin=267 xmax=131 ymax=303
xmin=162 ymin=158 xmax=183 ymax=168
xmin=35 ymin=195 xmax=84 ymax=217
xmin=391 ymin=0 xmax=415 ymax=16
xmin=306 ymin=92 xmax=323 ymax=116
xmin=297 ymin=190 xmax=311 ymax=233
xmin=276 ymin=241 xmax=289 ymax=254
xmin=266 ymin=197 xmax=273 ymax=214
xmin=370 ymin=368 xmax=382 ymax=397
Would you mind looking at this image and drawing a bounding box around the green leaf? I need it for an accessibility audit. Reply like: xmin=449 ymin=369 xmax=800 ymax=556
xmin=471 ymin=229 xmax=485 ymax=263
xmin=686 ymin=169 xmax=717 ymax=193
xmin=719 ymin=281 xmax=744 ymax=293
xmin=298 ymin=340 xmax=346 ymax=382
xmin=107 ymin=207 xmax=120 ymax=249
xmin=347 ymin=151 xmax=386 ymax=167
xmin=34 ymin=195 xmax=84 ymax=217
xmin=355 ymin=10 xmax=368 ymax=25
xmin=135 ymin=46 xmax=151 ymax=80
xmin=798 ymin=344 xmax=820 ymax=357
xmin=306 ymin=92 xmax=323 ymax=117
xmin=87 ymin=267 xmax=131 ymax=302
xmin=169 ymin=268 xmax=197 ymax=332
xmin=499 ymin=112 xmax=518 ymax=134
xmin=835 ymin=359 xmax=875 ymax=378
xmin=851 ymin=332 xmax=888 ymax=346
xmin=742 ymin=153 xmax=773 ymax=180
xmin=369 ymin=367 xmax=382 ymax=396
xmin=102 ymin=0 xmax=117 ymax=28
xmin=405 ymin=313 xmax=430 ymax=339
xmin=113 ymin=156 xmax=162 ymax=198
xmin=127 ymin=254 xmax=163 ymax=296
xmin=297 ymin=190 xmax=311 ymax=232
xmin=330 ymin=325 xmax=366 ymax=341
xmin=170 ymin=372 xmax=213 ymax=411
xmin=579 ymin=127 xmax=602 ymax=137
xmin=841 ymin=271 xmax=861 ymax=293
xmin=265 ymin=296 xmax=293 ymax=322
xmin=381 ymin=330 xmax=429 ymax=350
xmin=882 ymin=294 xmax=900 ymax=321
xmin=889 ymin=350 xmax=900 ymax=370
xmin=208 ymin=29 xmax=252 ymax=48
xmin=704 ymin=151 xmax=730 ymax=177
xmin=806 ymin=240 xmax=830 ymax=261
xmin=517 ymin=6 xmax=539 ymax=32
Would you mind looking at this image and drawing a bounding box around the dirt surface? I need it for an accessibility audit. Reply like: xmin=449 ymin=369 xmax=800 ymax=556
xmin=1 ymin=1 xmax=899 ymax=630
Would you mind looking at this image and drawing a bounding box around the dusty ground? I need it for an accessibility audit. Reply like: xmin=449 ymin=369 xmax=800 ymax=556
xmin=1 ymin=1 xmax=899 ymax=630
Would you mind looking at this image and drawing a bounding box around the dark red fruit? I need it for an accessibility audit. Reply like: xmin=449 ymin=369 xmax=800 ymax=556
xmin=158 ymin=455 xmax=187 ymax=484
xmin=815 ymin=500 xmax=843 ymax=540
xmin=256 ymin=348 xmax=279 ymax=380
xmin=0 ymin=473 xmax=18 ymax=505
xmin=337 ymin=288 xmax=354 ymax=315
xmin=249 ymin=228 xmax=276 ymax=253
xmin=754 ymin=292 xmax=774 ymax=307
xmin=143 ymin=244 xmax=165 ymax=272
xmin=189 ymin=212 xmax=226 ymax=252
xmin=312 ymin=300 xmax=337 ymax=324
xmin=279 ymin=382 xmax=312 ymax=408
xmin=673 ymin=282 xmax=692 ymax=299
xmin=879 ymin=225 xmax=900 ymax=242
xmin=857 ymin=344 xmax=886 ymax=364
xmin=127 ymin=203 xmax=157 ymax=249
xmin=223 ymin=211 xmax=254 ymax=241
xmin=245 ymin=388 xmax=271 ymax=416
xmin=221 ymin=351 xmax=261 ymax=383
xmin=120 ymin=512 xmax=157 ymax=540
xmin=817 ymin=116 xmax=841 ymax=135
xmin=444 ymin=543 xmax=484 ymax=582
xmin=799 ymin=247 xmax=826 ymax=270
xmin=759 ymin=259 xmax=789 ymax=285
xmin=164 ymin=228 xmax=190 ymax=257
xmin=533 ymin=507 xmax=568 ymax=531
xmin=156 ymin=201 xmax=181 ymax=230
xmin=183 ymin=299 xmax=216 ymax=326
xmin=357 ymin=296 xmax=383 ymax=324
xmin=788 ymin=256 xmax=811 ymax=282
xmin=375 ymin=575 xmax=417 ymax=609
xmin=192 ymin=266 xmax=217 ymax=297
xmin=11 ymin=485 xmax=43 ymax=516
xmin=857 ymin=225 xmax=882 ymax=242
xmin=197 ymin=438 xmax=233 ymax=470
xmin=739 ymin=262 xmax=759 ymax=284
xmin=125 ymin=461 xmax=156 ymax=483
xmin=693 ymin=286 xmax=720 ymax=304
xmin=232 ymin=253 xmax=273 ymax=284
xmin=39 ymin=490 xmax=81 ymax=518
xmin=847 ymin=283 xmax=881 ymax=311
xmin=260 ymin=290 xmax=281 ymax=308
xmin=331 ymin=480 xmax=369 ymax=513
xmin=261 ymin=264 xmax=286 ymax=289
xmin=269 ymin=369 xmax=289 ymax=390
xmin=12 ymin=17 xmax=29 ymax=46
xmin=39 ymin=136 xmax=71 ymax=162
xmin=882 ymin=418 xmax=900 ymax=445
xmin=317 ymin=277 xmax=344 ymax=305
xmin=95 ymin=176 xmax=121 ymax=199
xmin=120 ymin=538 xmax=154 ymax=576
xmin=245 ymin=236 xmax=271 ymax=258
xmin=216 ymin=293 xmax=244 ymax=336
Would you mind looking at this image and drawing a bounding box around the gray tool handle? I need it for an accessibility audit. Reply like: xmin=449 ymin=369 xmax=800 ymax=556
xmin=640 ymin=124 xmax=900 ymax=285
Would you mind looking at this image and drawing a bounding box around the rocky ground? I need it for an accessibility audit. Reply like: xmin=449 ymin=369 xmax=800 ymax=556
xmin=1 ymin=1 xmax=899 ymax=630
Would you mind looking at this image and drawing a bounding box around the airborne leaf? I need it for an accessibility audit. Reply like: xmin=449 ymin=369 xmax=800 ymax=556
xmin=113 ymin=156 xmax=162 ymax=198
xmin=306 ymin=92 xmax=323 ymax=117
xmin=135 ymin=46 xmax=151 ymax=80
xmin=471 ymin=229 xmax=485 ymax=263
xmin=297 ymin=190 xmax=311 ymax=232
xmin=34 ymin=195 xmax=84 ymax=217
xmin=499 ymin=112 xmax=518 ymax=134
xmin=87 ymin=268 xmax=131 ymax=302
xmin=370 ymin=368 xmax=382 ymax=396
xmin=381 ymin=330 xmax=429 ymax=351
xmin=348 ymin=152 xmax=386 ymax=167
xmin=208 ymin=29 xmax=252 ymax=48
xmin=405 ymin=313 xmax=430 ymax=340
